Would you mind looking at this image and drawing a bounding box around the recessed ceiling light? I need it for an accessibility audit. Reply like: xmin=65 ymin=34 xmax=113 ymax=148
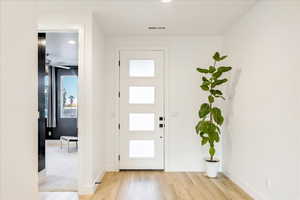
xmin=148 ymin=26 xmax=166 ymax=30
xmin=68 ymin=40 xmax=76 ymax=45
xmin=161 ymin=0 xmax=172 ymax=3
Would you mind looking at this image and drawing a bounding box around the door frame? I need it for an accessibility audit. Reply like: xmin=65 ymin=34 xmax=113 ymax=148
xmin=115 ymin=48 xmax=170 ymax=171
xmin=38 ymin=33 xmax=47 ymax=172
xmin=37 ymin=25 xmax=84 ymax=192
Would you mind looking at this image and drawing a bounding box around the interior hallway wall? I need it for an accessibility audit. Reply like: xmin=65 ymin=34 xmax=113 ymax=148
xmin=104 ymin=36 xmax=223 ymax=172
xmin=222 ymin=1 xmax=300 ymax=200
xmin=0 ymin=1 xmax=2 ymax=198
xmin=0 ymin=1 xmax=2 ymax=199
xmin=0 ymin=2 xmax=39 ymax=200
xmin=91 ymin=16 xmax=106 ymax=186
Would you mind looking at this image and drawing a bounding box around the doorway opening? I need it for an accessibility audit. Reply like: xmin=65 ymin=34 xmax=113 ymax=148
xmin=38 ymin=32 xmax=79 ymax=193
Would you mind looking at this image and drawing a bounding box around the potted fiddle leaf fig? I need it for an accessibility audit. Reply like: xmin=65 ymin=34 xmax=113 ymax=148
xmin=195 ymin=52 xmax=232 ymax=178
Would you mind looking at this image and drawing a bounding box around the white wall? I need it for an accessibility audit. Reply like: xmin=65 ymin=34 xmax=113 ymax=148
xmin=223 ymin=1 xmax=300 ymax=200
xmin=0 ymin=2 xmax=2 ymax=198
xmin=91 ymin=16 xmax=106 ymax=185
xmin=0 ymin=2 xmax=39 ymax=200
xmin=0 ymin=5 xmax=106 ymax=196
xmin=104 ymin=36 xmax=223 ymax=171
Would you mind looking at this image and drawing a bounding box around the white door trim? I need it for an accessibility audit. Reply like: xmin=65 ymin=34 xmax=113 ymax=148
xmin=115 ymin=47 xmax=170 ymax=171
xmin=37 ymin=24 xmax=89 ymax=194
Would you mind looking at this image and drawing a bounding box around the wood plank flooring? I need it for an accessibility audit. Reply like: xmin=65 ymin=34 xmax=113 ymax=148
xmin=81 ymin=171 xmax=253 ymax=200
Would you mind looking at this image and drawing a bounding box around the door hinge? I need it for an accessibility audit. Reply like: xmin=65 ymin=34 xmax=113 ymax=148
xmin=118 ymin=60 xmax=120 ymax=67
xmin=118 ymin=155 xmax=120 ymax=161
xmin=118 ymin=91 xmax=120 ymax=98
xmin=118 ymin=123 xmax=120 ymax=130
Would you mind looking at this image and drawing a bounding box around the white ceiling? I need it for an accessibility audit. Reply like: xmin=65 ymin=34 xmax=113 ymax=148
xmin=92 ymin=1 xmax=256 ymax=36
xmin=35 ymin=0 xmax=255 ymax=2
xmin=34 ymin=0 xmax=257 ymax=36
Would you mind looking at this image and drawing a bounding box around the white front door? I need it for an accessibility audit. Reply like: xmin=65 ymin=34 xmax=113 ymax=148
xmin=119 ymin=50 xmax=165 ymax=170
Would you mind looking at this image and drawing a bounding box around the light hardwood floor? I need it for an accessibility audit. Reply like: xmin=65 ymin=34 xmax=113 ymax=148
xmin=80 ymin=171 xmax=253 ymax=200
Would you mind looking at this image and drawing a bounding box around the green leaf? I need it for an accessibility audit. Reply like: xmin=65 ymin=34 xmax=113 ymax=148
xmin=216 ymin=96 xmax=226 ymax=100
xmin=218 ymin=66 xmax=232 ymax=73
xmin=199 ymin=103 xmax=210 ymax=118
xmin=212 ymin=131 xmax=220 ymax=142
xmin=207 ymin=131 xmax=220 ymax=143
xmin=209 ymin=66 xmax=216 ymax=73
xmin=195 ymin=121 xmax=201 ymax=133
xmin=210 ymin=90 xmax=223 ymax=96
xmin=212 ymin=71 xmax=222 ymax=79
xmin=211 ymin=79 xmax=228 ymax=88
xmin=198 ymin=121 xmax=218 ymax=134
xmin=201 ymin=137 xmax=209 ymax=145
xmin=200 ymin=85 xmax=209 ymax=91
xmin=213 ymin=52 xmax=221 ymax=62
xmin=202 ymin=77 xmax=208 ymax=82
xmin=211 ymin=107 xmax=224 ymax=126
xmin=213 ymin=52 xmax=228 ymax=62
xmin=216 ymin=126 xmax=221 ymax=134
xmin=219 ymin=55 xmax=228 ymax=61
xmin=208 ymin=95 xmax=214 ymax=103
xmin=202 ymin=80 xmax=210 ymax=86
xmin=197 ymin=68 xmax=209 ymax=73
xmin=200 ymin=132 xmax=206 ymax=137
xmin=209 ymin=146 xmax=216 ymax=158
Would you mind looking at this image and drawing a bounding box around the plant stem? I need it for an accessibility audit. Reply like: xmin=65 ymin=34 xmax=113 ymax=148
xmin=209 ymin=61 xmax=216 ymax=123
xmin=209 ymin=100 xmax=213 ymax=162
xmin=209 ymin=60 xmax=217 ymax=161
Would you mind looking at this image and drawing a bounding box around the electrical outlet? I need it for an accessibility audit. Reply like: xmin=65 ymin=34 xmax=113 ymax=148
xmin=265 ymin=178 xmax=271 ymax=189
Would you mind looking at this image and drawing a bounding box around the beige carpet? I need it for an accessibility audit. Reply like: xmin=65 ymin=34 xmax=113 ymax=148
xmin=39 ymin=140 xmax=78 ymax=192
xmin=40 ymin=192 xmax=79 ymax=200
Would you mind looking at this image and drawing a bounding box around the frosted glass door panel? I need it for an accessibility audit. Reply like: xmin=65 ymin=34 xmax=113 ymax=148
xmin=129 ymin=60 xmax=155 ymax=77
xmin=129 ymin=86 xmax=155 ymax=104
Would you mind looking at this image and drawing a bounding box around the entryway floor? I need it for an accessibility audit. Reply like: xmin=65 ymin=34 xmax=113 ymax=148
xmin=39 ymin=140 xmax=78 ymax=192
xmin=83 ymin=171 xmax=253 ymax=200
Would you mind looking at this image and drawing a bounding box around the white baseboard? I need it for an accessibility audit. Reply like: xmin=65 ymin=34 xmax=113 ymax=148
xmin=93 ymin=170 xmax=105 ymax=185
xmin=78 ymin=171 xmax=105 ymax=195
xmin=78 ymin=185 xmax=95 ymax=195
xmin=105 ymin=162 xmax=119 ymax=172
xmin=224 ymin=171 xmax=267 ymax=200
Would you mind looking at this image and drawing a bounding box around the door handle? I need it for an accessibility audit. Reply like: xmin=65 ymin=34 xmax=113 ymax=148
xmin=160 ymin=136 xmax=164 ymax=139
xmin=159 ymin=116 xmax=165 ymax=128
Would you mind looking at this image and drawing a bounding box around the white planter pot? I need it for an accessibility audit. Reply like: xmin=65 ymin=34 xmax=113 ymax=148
xmin=205 ymin=160 xmax=220 ymax=178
